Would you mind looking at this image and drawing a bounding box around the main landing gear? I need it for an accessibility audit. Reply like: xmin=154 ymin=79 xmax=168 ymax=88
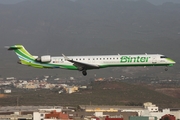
xmin=78 ymin=66 xmax=87 ymax=76
xmin=165 ymin=67 xmax=168 ymax=71
xmin=82 ymin=70 xmax=87 ymax=76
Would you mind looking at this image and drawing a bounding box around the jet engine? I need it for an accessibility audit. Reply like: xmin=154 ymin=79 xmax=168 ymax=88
xmin=36 ymin=55 xmax=51 ymax=63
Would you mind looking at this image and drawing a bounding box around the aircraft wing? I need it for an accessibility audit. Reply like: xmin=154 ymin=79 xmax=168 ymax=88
xmin=62 ymin=54 xmax=99 ymax=70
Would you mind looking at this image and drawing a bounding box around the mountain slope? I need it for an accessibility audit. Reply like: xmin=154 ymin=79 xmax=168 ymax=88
xmin=0 ymin=81 xmax=179 ymax=108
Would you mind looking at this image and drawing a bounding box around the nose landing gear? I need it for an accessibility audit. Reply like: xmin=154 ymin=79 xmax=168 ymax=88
xmin=165 ymin=67 xmax=168 ymax=71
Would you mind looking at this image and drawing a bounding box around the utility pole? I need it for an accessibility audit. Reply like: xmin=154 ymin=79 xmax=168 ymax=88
xmin=16 ymin=96 xmax=19 ymax=106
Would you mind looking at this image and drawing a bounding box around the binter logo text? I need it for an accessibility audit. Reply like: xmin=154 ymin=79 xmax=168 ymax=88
xmin=120 ymin=56 xmax=150 ymax=63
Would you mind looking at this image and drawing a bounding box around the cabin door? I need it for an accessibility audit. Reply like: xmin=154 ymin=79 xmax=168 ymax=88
xmin=152 ymin=56 xmax=157 ymax=64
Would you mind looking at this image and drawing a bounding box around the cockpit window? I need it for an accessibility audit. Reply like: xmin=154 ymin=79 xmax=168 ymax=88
xmin=160 ymin=56 xmax=168 ymax=58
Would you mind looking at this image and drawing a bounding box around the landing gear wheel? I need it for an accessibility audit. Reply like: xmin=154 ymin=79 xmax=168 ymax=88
xmin=82 ymin=71 xmax=87 ymax=76
xmin=165 ymin=68 xmax=168 ymax=71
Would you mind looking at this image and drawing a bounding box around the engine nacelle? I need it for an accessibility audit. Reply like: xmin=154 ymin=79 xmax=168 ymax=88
xmin=36 ymin=55 xmax=51 ymax=63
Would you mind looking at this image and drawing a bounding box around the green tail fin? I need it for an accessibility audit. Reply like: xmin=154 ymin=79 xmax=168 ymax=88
xmin=8 ymin=45 xmax=35 ymax=61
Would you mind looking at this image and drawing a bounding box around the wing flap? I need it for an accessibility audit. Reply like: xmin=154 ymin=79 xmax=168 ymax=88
xmin=73 ymin=61 xmax=99 ymax=70
xmin=62 ymin=54 xmax=99 ymax=70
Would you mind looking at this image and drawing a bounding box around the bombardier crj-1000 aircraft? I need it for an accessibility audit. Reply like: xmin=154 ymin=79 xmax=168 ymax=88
xmin=8 ymin=45 xmax=176 ymax=76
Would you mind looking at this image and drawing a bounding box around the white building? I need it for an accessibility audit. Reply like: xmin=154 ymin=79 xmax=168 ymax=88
xmin=141 ymin=102 xmax=180 ymax=120
xmin=33 ymin=111 xmax=46 ymax=120
xmin=171 ymin=110 xmax=180 ymax=120
xmin=143 ymin=102 xmax=158 ymax=112
xmin=141 ymin=109 xmax=170 ymax=120
xmin=4 ymin=89 xmax=11 ymax=93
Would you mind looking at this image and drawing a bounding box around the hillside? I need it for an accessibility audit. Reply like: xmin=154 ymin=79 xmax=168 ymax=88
xmin=0 ymin=0 xmax=180 ymax=78
xmin=0 ymin=81 xmax=179 ymax=108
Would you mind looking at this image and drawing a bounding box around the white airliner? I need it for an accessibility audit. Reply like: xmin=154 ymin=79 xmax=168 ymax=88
xmin=7 ymin=45 xmax=176 ymax=76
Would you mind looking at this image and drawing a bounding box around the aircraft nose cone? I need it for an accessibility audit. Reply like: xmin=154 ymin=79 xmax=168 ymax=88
xmin=167 ymin=58 xmax=176 ymax=63
xmin=171 ymin=59 xmax=176 ymax=64
xmin=169 ymin=59 xmax=176 ymax=66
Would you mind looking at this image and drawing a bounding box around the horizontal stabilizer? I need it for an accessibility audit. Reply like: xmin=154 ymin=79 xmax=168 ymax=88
xmin=5 ymin=45 xmax=22 ymax=50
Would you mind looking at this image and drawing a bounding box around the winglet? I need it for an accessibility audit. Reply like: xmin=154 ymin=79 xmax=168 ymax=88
xmin=62 ymin=54 xmax=70 ymax=61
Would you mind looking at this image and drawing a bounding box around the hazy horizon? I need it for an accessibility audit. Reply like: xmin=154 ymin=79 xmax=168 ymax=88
xmin=0 ymin=0 xmax=180 ymax=5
